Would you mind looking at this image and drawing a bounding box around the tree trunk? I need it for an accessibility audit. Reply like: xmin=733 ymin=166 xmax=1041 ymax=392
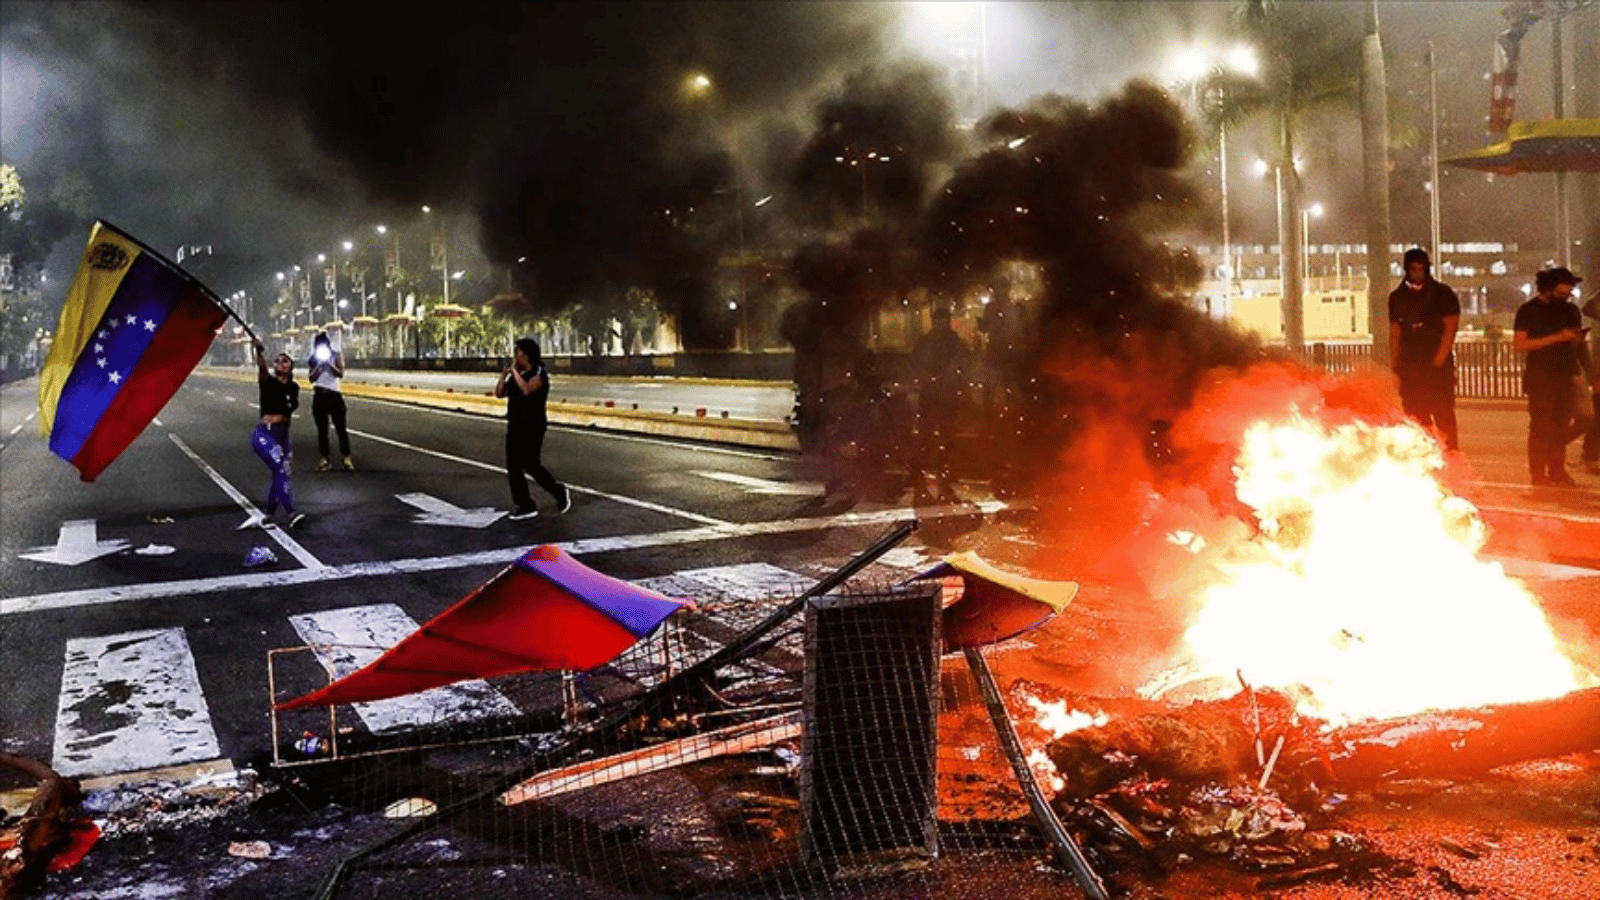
xmin=1361 ymin=3 xmax=1393 ymax=366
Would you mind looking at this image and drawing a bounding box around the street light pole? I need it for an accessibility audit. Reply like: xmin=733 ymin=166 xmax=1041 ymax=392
xmin=1302 ymin=202 xmax=1323 ymax=289
xmin=1428 ymin=41 xmax=1442 ymax=261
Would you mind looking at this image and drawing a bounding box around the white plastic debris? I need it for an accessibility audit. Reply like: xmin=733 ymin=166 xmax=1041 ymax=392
xmin=227 ymin=840 xmax=272 ymax=859
xmin=384 ymin=797 xmax=438 ymax=818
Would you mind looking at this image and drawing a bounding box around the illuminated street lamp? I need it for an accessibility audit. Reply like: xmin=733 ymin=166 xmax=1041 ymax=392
xmin=1169 ymin=42 xmax=1259 ymax=288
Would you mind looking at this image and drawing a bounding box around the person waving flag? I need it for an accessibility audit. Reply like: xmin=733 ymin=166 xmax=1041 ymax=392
xmin=38 ymin=220 xmax=231 ymax=481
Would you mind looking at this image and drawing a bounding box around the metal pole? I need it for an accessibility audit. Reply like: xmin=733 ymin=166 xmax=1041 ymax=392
xmin=1553 ymin=16 xmax=1570 ymax=262
xmin=1221 ymin=124 xmax=1232 ymax=290
xmin=1429 ymin=41 xmax=1442 ymax=260
xmin=965 ymin=647 xmax=1110 ymax=900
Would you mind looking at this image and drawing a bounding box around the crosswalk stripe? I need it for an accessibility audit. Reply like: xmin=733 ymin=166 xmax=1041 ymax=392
xmin=53 ymin=628 xmax=221 ymax=778
xmin=39 ymin=561 xmax=896 ymax=781
xmin=287 ymin=604 xmax=519 ymax=734
xmin=673 ymin=562 xmax=818 ymax=600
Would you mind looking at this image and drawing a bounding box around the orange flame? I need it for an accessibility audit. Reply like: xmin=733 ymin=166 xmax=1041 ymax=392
xmin=1159 ymin=411 xmax=1593 ymax=725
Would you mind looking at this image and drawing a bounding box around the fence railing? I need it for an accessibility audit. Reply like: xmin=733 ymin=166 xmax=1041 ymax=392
xmin=1305 ymin=341 xmax=1526 ymax=400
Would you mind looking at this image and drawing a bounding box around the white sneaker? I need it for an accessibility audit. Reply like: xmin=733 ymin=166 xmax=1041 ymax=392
xmin=237 ymin=514 xmax=267 ymax=530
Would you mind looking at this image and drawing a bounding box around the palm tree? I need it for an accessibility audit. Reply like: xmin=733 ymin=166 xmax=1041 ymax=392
xmin=1197 ymin=1 xmax=1369 ymax=351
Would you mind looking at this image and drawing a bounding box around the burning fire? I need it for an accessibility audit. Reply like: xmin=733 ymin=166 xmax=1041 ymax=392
xmin=1155 ymin=411 xmax=1593 ymax=725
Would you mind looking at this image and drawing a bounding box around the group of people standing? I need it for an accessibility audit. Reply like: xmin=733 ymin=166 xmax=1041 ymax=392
xmin=1389 ymin=248 xmax=1597 ymax=486
xmin=241 ymin=333 xmax=570 ymax=529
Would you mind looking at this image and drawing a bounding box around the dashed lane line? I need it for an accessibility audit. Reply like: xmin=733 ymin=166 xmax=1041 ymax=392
xmin=1 ymin=502 xmax=992 ymax=617
xmin=350 ymin=428 xmax=731 ymax=527
xmin=168 ymin=432 xmax=325 ymax=570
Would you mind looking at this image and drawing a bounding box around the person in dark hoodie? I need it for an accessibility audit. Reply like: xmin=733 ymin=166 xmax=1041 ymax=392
xmin=1388 ymin=247 xmax=1461 ymax=451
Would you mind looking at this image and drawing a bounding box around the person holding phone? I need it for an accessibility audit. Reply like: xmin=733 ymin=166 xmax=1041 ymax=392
xmin=1513 ymin=267 xmax=1591 ymax=487
xmin=307 ymin=331 xmax=354 ymax=471
xmin=494 ymin=337 xmax=571 ymax=519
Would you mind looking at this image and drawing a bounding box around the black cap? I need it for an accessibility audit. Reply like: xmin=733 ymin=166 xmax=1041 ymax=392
xmin=1402 ymin=247 xmax=1430 ymax=267
xmin=1535 ymin=266 xmax=1583 ymax=290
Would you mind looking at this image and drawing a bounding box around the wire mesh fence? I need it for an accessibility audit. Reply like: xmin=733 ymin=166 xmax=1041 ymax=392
xmin=265 ymin=529 xmax=1093 ymax=900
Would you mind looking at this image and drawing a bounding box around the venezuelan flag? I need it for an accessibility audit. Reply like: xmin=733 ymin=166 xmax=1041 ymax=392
xmin=38 ymin=221 xmax=228 ymax=481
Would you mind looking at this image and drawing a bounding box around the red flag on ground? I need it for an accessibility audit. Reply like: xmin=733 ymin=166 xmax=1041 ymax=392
xmin=277 ymin=545 xmax=692 ymax=710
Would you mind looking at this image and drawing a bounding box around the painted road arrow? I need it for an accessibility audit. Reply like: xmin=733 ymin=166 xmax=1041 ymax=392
xmin=691 ymin=471 xmax=823 ymax=496
xmin=396 ymin=493 xmax=507 ymax=528
xmin=20 ymin=520 xmax=131 ymax=566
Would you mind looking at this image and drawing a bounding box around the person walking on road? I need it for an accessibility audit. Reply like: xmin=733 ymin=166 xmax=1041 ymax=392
xmin=496 ymin=337 xmax=571 ymax=520
xmin=1389 ymin=248 xmax=1461 ymax=451
xmin=307 ymin=331 xmax=354 ymax=472
xmin=244 ymin=340 xmax=306 ymax=528
xmin=1513 ymin=267 xmax=1592 ymax=487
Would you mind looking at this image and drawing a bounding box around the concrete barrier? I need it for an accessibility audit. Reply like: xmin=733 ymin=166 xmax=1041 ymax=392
xmin=200 ymin=368 xmax=799 ymax=452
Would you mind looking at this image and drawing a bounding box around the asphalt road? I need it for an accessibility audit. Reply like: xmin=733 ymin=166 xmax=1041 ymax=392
xmin=1 ymin=375 xmax=1596 ymax=793
xmin=0 ymin=372 xmax=947 ymax=790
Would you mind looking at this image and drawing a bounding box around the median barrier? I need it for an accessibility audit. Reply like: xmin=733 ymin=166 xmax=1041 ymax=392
xmin=198 ymin=368 xmax=799 ymax=452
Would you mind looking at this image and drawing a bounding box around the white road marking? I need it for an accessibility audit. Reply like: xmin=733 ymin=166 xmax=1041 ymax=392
xmin=692 ymin=471 xmax=823 ymax=495
xmin=395 ymin=492 xmax=506 ymax=528
xmin=874 ymin=546 xmax=939 ymax=572
xmin=676 ymin=562 xmax=817 ymax=599
xmin=288 ymin=604 xmax=518 ymax=733
xmin=19 ymin=520 xmax=131 ymax=566
xmin=53 ymin=628 xmax=221 ymax=777
xmin=351 ymin=428 xmax=731 ymax=526
xmin=8 ymin=423 xmax=21 ymax=436
xmin=168 ymin=433 xmax=324 ymax=569
xmin=2 ymin=503 xmax=989 ymax=616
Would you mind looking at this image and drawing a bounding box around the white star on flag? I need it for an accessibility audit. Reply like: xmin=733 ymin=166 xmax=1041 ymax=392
xmin=97 ymin=357 xmax=107 ymax=368
xmin=98 ymin=329 xmax=110 ymax=339
xmin=94 ymin=343 xmax=104 ymax=353
xmin=125 ymin=314 xmax=138 ymax=325
xmin=108 ymin=371 xmax=122 ymax=384
xmin=144 ymin=319 xmax=157 ymax=331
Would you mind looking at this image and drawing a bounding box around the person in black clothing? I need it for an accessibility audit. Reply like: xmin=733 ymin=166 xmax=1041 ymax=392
xmin=495 ymin=337 xmax=571 ymax=520
xmin=1388 ymin=248 xmax=1461 ymax=451
xmin=1513 ymin=267 xmax=1591 ymax=487
xmin=244 ymin=339 xmax=306 ymax=528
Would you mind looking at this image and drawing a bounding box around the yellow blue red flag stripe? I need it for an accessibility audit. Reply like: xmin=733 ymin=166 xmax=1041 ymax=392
xmin=38 ymin=221 xmax=228 ymax=481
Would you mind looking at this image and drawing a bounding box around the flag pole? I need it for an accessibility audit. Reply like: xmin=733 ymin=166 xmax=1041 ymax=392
xmin=95 ymin=219 xmax=260 ymax=344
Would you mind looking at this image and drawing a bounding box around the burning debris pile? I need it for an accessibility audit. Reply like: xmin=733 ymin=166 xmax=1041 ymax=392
xmin=985 ymin=362 xmax=1600 ymax=893
xmin=1021 ymin=682 xmax=1600 ymax=891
